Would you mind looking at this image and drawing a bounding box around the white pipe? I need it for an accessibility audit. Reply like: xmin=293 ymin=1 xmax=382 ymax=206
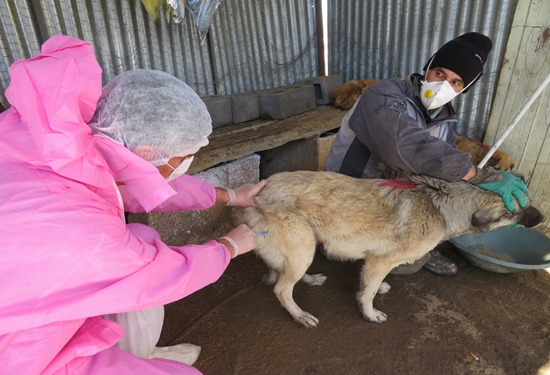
xmin=478 ymin=70 xmax=550 ymax=168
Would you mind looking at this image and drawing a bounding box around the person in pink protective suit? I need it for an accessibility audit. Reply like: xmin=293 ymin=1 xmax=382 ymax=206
xmin=0 ymin=35 xmax=266 ymax=375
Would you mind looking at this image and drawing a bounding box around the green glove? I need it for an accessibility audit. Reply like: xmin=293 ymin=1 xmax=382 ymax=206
xmin=469 ymin=168 xmax=530 ymax=211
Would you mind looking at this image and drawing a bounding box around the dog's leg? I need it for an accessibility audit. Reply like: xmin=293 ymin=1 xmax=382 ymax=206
xmin=300 ymin=273 xmax=327 ymax=286
xmin=274 ymin=265 xmax=320 ymax=328
xmin=357 ymin=258 xmax=396 ymax=323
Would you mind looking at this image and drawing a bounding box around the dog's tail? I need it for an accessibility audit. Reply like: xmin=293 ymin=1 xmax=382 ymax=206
xmin=237 ymin=206 xmax=265 ymax=231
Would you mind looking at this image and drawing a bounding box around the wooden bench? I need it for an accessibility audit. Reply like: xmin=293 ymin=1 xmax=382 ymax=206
xmin=188 ymin=105 xmax=346 ymax=174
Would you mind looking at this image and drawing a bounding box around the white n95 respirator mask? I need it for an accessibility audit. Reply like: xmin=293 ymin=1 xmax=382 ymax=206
xmin=166 ymin=156 xmax=194 ymax=181
xmin=420 ymin=80 xmax=460 ymax=110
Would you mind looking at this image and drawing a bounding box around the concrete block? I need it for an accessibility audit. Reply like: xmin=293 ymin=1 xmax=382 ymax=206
xmin=201 ymin=95 xmax=233 ymax=128
xmin=231 ymin=93 xmax=260 ymax=124
xmin=259 ymin=131 xmax=337 ymax=179
xmin=128 ymin=154 xmax=260 ymax=246
xmin=295 ymin=75 xmax=344 ymax=105
xmin=258 ymin=85 xmax=317 ymax=120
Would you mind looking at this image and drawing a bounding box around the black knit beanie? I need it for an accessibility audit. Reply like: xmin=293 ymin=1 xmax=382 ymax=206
xmin=423 ymin=32 xmax=493 ymax=93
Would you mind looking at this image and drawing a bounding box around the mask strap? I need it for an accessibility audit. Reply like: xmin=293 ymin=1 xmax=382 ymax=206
xmin=424 ymin=54 xmax=437 ymax=80
xmin=460 ymin=71 xmax=481 ymax=93
xmin=166 ymin=163 xmax=175 ymax=171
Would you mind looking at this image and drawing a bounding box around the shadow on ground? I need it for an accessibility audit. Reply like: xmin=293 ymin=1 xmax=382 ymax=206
xmin=159 ymin=242 xmax=550 ymax=375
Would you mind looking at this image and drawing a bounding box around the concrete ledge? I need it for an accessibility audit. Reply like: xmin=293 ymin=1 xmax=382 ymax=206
xmin=202 ymin=95 xmax=233 ymax=128
xmin=188 ymin=105 xmax=345 ymax=174
xmin=295 ymin=75 xmax=343 ymax=105
xmin=128 ymin=154 xmax=260 ymax=246
xmin=258 ymin=85 xmax=317 ymax=120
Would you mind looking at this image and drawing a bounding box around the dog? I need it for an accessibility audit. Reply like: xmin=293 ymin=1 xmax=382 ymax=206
xmin=239 ymin=171 xmax=545 ymax=328
xmin=330 ymin=79 xmax=378 ymax=110
xmin=455 ymin=132 xmax=515 ymax=171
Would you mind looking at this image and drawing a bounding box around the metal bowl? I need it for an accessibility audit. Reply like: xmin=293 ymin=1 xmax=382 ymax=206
xmin=449 ymin=227 xmax=550 ymax=274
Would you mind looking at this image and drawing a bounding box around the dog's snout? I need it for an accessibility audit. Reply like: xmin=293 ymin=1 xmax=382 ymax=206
xmin=517 ymin=205 xmax=547 ymax=228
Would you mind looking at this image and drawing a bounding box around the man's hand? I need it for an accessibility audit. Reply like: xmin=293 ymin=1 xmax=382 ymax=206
xmin=468 ymin=168 xmax=530 ymax=211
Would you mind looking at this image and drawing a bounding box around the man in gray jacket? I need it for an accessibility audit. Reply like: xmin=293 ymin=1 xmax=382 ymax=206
xmin=324 ymin=32 xmax=529 ymax=275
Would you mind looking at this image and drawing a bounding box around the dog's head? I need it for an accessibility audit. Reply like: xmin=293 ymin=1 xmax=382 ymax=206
xmin=471 ymin=198 xmax=546 ymax=231
xmin=486 ymin=150 xmax=515 ymax=171
xmin=412 ymin=175 xmax=547 ymax=235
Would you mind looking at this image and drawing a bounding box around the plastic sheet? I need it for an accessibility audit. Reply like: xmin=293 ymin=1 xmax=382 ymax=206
xmin=187 ymin=0 xmax=223 ymax=44
xmin=140 ymin=0 xmax=222 ymax=43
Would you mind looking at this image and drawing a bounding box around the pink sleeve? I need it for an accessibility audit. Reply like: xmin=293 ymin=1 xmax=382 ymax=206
xmin=0 ymin=167 xmax=231 ymax=334
xmin=119 ymin=174 xmax=217 ymax=213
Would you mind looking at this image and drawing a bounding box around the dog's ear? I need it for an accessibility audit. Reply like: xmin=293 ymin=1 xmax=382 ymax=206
xmin=487 ymin=154 xmax=502 ymax=169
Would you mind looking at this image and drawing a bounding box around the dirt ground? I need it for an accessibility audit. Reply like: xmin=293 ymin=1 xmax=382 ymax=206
xmin=159 ymin=241 xmax=550 ymax=375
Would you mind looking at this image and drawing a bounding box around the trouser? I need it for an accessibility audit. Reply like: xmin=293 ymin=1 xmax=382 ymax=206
xmin=104 ymin=306 xmax=165 ymax=358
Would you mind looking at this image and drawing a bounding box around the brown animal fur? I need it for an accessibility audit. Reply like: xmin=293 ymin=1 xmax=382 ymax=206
xmin=330 ymin=79 xmax=378 ymax=110
xmin=455 ymin=132 xmax=515 ymax=171
xmin=239 ymin=171 xmax=545 ymax=328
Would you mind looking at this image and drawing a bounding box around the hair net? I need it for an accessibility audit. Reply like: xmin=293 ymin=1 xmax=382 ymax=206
xmin=88 ymin=69 xmax=212 ymax=166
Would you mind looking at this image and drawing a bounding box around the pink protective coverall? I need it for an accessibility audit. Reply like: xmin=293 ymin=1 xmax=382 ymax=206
xmin=0 ymin=35 xmax=231 ymax=375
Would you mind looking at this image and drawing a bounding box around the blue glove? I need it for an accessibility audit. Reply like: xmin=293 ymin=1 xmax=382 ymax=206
xmin=469 ymin=169 xmax=530 ymax=211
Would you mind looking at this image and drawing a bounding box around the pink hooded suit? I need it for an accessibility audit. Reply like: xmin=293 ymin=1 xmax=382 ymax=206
xmin=0 ymin=35 xmax=231 ymax=375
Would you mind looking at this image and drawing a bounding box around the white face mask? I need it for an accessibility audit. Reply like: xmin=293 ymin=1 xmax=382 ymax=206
xmin=420 ymin=79 xmax=460 ymax=110
xmin=166 ymin=156 xmax=194 ymax=181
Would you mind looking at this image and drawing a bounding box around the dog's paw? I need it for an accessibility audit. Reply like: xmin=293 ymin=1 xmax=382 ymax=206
xmin=301 ymin=273 xmax=327 ymax=286
xmin=294 ymin=311 xmax=320 ymax=328
xmin=377 ymin=282 xmax=391 ymax=294
xmin=362 ymin=309 xmax=387 ymax=323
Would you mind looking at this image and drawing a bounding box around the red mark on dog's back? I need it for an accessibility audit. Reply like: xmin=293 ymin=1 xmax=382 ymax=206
xmin=378 ymin=179 xmax=418 ymax=189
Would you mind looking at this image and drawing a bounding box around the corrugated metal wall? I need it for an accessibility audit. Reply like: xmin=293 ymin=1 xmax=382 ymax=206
xmin=327 ymin=0 xmax=519 ymax=140
xmin=209 ymin=0 xmax=318 ymax=94
xmin=484 ymin=0 xmax=550 ymax=231
xmin=0 ymin=0 xmax=318 ymax=107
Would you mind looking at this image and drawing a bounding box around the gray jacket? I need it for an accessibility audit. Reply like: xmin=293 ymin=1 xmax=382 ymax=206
xmin=324 ymin=74 xmax=472 ymax=182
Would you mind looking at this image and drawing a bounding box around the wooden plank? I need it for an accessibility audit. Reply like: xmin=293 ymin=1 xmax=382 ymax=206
xmin=189 ymin=105 xmax=345 ymax=173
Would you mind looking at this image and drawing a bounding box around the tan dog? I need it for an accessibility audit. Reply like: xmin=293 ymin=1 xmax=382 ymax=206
xmin=239 ymin=171 xmax=545 ymax=327
xmin=330 ymin=79 xmax=378 ymax=110
xmin=455 ymin=132 xmax=515 ymax=171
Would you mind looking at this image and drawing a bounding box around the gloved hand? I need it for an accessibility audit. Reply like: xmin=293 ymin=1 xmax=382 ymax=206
xmin=227 ymin=180 xmax=267 ymax=207
xmin=218 ymin=224 xmax=257 ymax=258
xmin=468 ymin=167 xmax=530 ymax=211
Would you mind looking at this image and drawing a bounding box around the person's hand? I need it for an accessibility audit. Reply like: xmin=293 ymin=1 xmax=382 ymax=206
xmin=217 ymin=224 xmax=257 ymax=258
xmin=227 ymin=180 xmax=267 ymax=207
xmin=469 ymin=168 xmax=530 ymax=211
